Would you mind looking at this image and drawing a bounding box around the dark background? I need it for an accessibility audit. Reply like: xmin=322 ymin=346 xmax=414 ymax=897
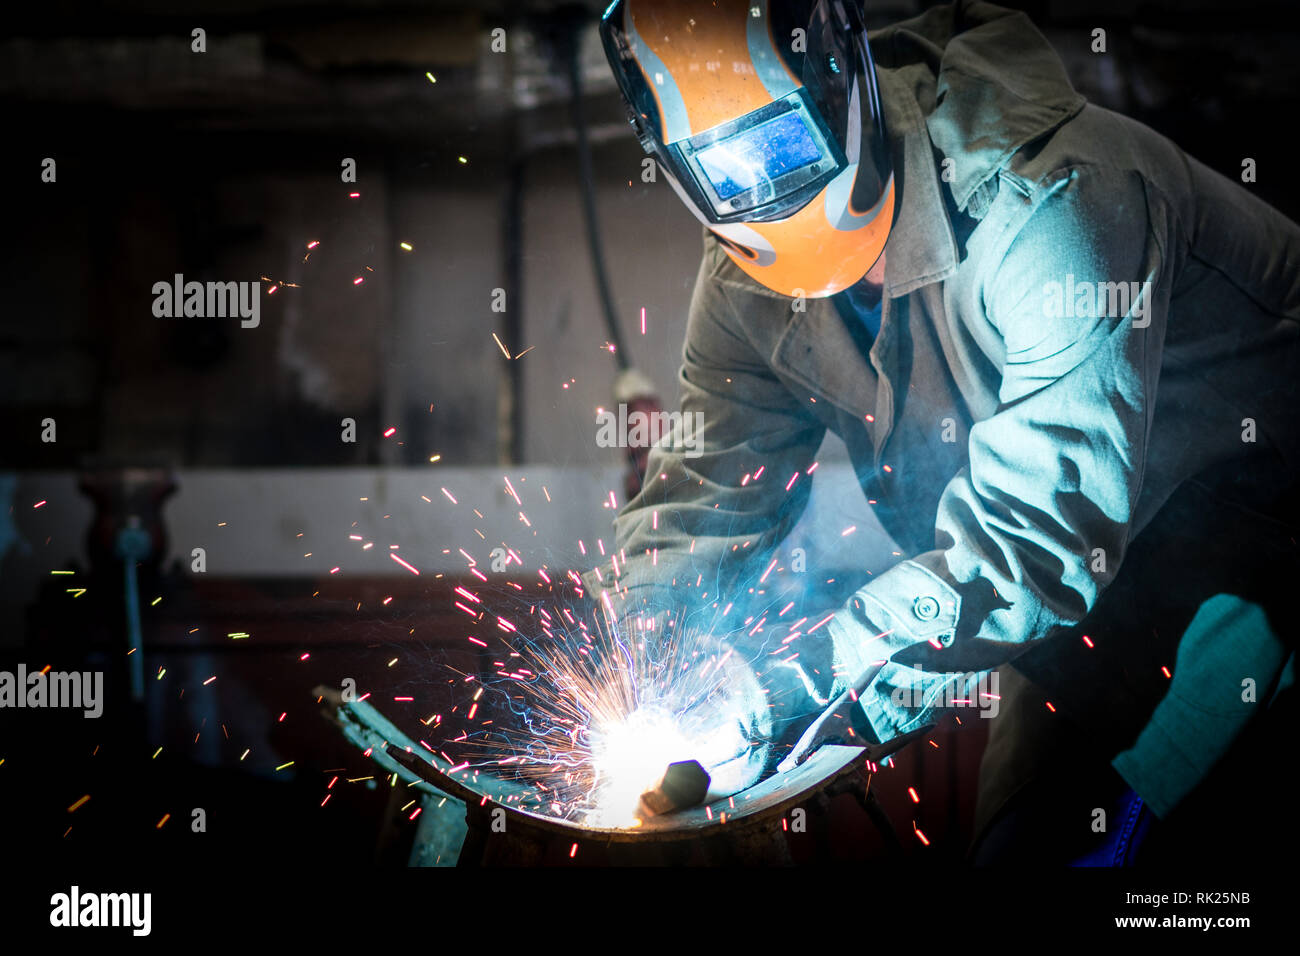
xmin=4 ymin=0 xmax=1298 ymax=472
xmin=1 ymin=0 xmax=1297 ymax=873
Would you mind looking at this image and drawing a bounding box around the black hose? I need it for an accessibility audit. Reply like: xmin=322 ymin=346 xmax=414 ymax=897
xmin=564 ymin=16 xmax=629 ymax=370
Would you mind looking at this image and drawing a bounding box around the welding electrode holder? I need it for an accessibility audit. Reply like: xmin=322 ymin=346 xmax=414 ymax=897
xmin=637 ymin=759 xmax=712 ymax=817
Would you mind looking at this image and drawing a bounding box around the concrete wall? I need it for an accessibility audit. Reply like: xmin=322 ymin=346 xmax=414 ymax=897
xmin=0 ymin=460 xmax=897 ymax=646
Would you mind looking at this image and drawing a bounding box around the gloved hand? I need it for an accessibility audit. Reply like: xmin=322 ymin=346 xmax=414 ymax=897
xmin=697 ymin=607 xmax=854 ymax=783
xmin=776 ymin=659 xmax=930 ymax=772
xmin=774 ymin=577 xmax=981 ymax=772
xmin=776 ymin=655 xmax=993 ymax=771
xmin=678 ymin=637 xmax=774 ymax=799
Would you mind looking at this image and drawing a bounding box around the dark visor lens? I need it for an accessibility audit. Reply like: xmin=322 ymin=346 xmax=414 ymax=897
xmin=696 ymin=111 xmax=823 ymax=200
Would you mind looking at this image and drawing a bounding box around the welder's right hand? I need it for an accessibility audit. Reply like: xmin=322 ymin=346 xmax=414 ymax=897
xmin=777 ymin=658 xmax=882 ymax=772
xmin=776 ymin=663 xmax=933 ymax=772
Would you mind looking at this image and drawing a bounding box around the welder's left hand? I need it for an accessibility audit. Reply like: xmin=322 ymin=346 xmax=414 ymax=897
xmin=664 ymin=631 xmax=777 ymax=799
xmin=698 ymin=708 xmax=772 ymax=800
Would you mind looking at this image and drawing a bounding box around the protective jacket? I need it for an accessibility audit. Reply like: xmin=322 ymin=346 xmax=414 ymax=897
xmin=585 ymin=0 xmax=1300 ymax=819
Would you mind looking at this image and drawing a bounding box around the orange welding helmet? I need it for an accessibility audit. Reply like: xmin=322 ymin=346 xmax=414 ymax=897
xmin=600 ymin=0 xmax=894 ymax=298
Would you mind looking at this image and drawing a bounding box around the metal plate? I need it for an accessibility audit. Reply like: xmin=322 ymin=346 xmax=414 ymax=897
xmin=336 ymin=693 xmax=866 ymax=844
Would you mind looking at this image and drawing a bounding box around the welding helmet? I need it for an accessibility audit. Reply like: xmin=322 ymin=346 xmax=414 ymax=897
xmin=600 ymin=0 xmax=894 ymax=298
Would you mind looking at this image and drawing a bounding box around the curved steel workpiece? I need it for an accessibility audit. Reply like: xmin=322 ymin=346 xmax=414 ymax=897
xmin=323 ymin=687 xmax=874 ymax=864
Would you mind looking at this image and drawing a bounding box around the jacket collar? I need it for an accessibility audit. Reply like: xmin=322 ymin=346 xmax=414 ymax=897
xmin=869 ymin=0 xmax=1086 ymax=297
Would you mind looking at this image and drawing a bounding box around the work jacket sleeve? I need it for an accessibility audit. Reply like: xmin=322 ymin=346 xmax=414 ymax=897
xmin=581 ymin=246 xmax=828 ymax=621
xmin=830 ymin=167 xmax=1173 ymax=744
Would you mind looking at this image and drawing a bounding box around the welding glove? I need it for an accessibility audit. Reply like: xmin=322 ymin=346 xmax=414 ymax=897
xmin=687 ymin=642 xmax=775 ymax=799
xmin=697 ymin=709 xmax=771 ymax=800
xmin=750 ymin=643 xmax=837 ymax=771
xmin=776 ymin=650 xmax=968 ymax=772
xmin=778 ymin=565 xmax=992 ymax=772
xmin=777 ymin=661 xmax=933 ymax=772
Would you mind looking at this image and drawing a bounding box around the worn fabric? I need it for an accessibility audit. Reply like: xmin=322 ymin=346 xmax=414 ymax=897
xmin=584 ymin=0 xmax=1300 ymax=817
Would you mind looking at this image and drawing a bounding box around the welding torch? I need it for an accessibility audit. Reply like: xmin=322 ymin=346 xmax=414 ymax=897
xmin=778 ymin=658 xmax=934 ymax=774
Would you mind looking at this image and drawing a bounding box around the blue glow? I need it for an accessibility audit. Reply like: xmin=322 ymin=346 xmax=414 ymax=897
xmin=696 ymin=111 xmax=822 ymax=200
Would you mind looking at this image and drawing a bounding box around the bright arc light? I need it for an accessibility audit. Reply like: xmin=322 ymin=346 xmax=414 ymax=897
xmin=464 ymin=614 xmax=771 ymax=830
xmin=587 ymin=705 xmax=692 ymax=827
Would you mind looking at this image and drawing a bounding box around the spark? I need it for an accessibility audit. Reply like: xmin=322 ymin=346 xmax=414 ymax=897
xmin=456 ymin=609 xmax=766 ymax=829
xmin=390 ymin=553 xmax=420 ymax=575
xmin=808 ymin=613 xmax=835 ymax=633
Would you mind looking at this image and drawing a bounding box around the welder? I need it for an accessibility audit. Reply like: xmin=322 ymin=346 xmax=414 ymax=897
xmin=586 ymin=0 xmax=1300 ymax=864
